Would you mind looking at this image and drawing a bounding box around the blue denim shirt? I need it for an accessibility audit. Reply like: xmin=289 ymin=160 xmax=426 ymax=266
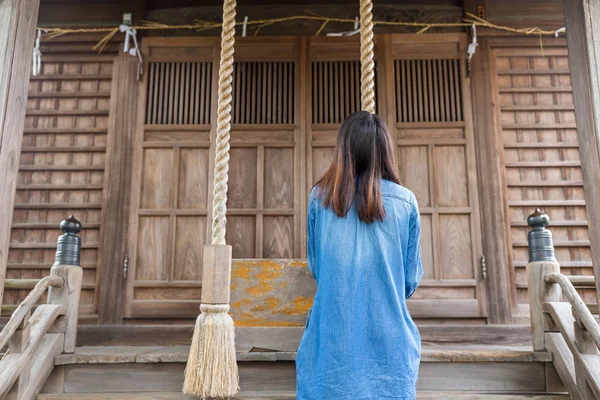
xmin=296 ymin=180 xmax=423 ymax=400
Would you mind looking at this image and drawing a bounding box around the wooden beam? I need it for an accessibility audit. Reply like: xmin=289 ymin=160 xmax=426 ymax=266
xmin=97 ymin=53 xmax=139 ymax=324
xmin=469 ymin=36 xmax=514 ymax=324
xmin=0 ymin=0 xmax=41 ymax=312
xmin=563 ymin=0 xmax=600 ymax=307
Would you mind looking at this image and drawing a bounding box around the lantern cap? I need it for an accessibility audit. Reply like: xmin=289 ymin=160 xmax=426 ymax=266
xmin=60 ymin=215 xmax=81 ymax=234
xmin=527 ymin=208 xmax=549 ymax=230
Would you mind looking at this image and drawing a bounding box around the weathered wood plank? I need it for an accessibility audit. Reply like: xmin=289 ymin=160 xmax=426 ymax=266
xmin=97 ymin=53 xmax=139 ymax=325
xmin=0 ymin=0 xmax=41 ymax=311
xmin=545 ymin=332 xmax=583 ymax=400
xmin=563 ymin=0 xmax=600 ymax=307
xmin=20 ymin=332 xmax=64 ymax=400
xmin=470 ymin=36 xmax=513 ymax=324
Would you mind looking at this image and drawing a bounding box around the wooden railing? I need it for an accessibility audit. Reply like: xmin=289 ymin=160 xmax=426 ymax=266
xmin=0 ymin=216 xmax=83 ymax=400
xmin=527 ymin=209 xmax=600 ymax=400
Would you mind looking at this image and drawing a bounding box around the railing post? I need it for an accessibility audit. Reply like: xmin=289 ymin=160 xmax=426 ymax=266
xmin=526 ymin=209 xmax=561 ymax=351
xmin=47 ymin=216 xmax=83 ymax=353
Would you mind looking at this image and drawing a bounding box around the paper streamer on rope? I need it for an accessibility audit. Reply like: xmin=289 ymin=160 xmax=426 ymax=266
xmin=327 ymin=17 xmax=360 ymax=37
xmin=32 ymin=29 xmax=42 ymax=76
xmin=466 ymin=24 xmax=478 ymax=77
xmin=119 ymin=24 xmax=143 ymax=80
xmin=467 ymin=24 xmax=478 ymax=62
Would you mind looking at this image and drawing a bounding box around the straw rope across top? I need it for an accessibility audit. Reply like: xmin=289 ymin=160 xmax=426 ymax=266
xmin=39 ymin=13 xmax=564 ymax=54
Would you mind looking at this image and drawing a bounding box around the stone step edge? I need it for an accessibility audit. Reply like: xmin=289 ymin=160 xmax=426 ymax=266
xmin=54 ymin=345 xmax=552 ymax=366
xmin=37 ymin=391 xmax=570 ymax=400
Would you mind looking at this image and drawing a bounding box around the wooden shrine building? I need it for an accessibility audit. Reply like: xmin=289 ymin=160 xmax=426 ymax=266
xmin=2 ymin=0 xmax=600 ymax=398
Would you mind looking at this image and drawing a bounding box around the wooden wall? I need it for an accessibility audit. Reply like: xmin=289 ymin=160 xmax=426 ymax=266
xmin=3 ymin=35 xmax=118 ymax=321
xmin=488 ymin=38 xmax=594 ymax=319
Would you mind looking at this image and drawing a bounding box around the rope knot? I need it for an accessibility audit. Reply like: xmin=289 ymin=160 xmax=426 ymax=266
xmin=201 ymin=304 xmax=230 ymax=314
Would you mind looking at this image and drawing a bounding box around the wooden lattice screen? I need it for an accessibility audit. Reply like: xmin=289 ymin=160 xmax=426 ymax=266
xmin=145 ymin=62 xmax=213 ymax=125
xmin=394 ymin=59 xmax=463 ymax=123
xmin=232 ymin=62 xmax=295 ymax=124
xmin=311 ymin=61 xmax=377 ymax=124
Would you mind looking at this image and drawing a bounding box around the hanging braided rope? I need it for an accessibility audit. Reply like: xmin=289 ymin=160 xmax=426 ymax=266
xmin=184 ymin=0 xmax=239 ymax=397
xmin=360 ymin=0 xmax=376 ymax=114
xmin=211 ymin=0 xmax=236 ymax=246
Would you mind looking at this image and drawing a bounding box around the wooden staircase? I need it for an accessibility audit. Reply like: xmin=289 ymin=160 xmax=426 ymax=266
xmin=34 ymin=344 xmax=570 ymax=400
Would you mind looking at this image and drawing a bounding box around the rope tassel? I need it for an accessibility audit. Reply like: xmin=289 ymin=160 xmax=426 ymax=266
xmin=184 ymin=0 xmax=239 ymax=397
xmin=184 ymin=304 xmax=238 ymax=397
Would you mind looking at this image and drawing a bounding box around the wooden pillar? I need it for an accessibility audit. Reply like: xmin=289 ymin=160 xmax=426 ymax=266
xmin=470 ymin=36 xmax=514 ymax=324
xmin=563 ymin=0 xmax=600 ymax=306
xmin=0 ymin=0 xmax=41 ymax=311
xmin=97 ymin=53 xmax=139 ymax=324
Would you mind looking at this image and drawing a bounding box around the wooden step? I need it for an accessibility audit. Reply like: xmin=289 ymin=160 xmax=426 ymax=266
xmin=53 ymin=345 xmax=552 ymax=365
xmin=39 ymin=345 xmax=564 ymax=396
xmin=37 ymin=392 xmax=570 ymax=400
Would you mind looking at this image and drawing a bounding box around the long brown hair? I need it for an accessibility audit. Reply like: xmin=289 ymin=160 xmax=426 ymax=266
xmin=315 ymin=111 xmax=401 ymax=223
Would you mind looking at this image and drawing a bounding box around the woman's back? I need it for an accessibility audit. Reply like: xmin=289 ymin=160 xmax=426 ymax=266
xmin=296 ymin=180 xmax=423 ymax=400
xmin=296 ymin=111 xmax=423 ymax=400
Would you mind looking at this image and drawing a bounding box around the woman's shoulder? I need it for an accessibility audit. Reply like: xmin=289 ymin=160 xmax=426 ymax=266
xmin=381 ymin=180 xmax=417 ymax=207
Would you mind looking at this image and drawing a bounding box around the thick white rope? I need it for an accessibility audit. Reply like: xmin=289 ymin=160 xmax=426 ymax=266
xmin=211 ymin=0 xmax=237 ymax=245
xmin=360 ymin=0 xmax=376 ymax=114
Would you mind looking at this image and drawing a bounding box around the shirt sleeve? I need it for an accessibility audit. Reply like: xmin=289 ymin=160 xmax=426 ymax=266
xmin=307 ymin=188 xmax=318 ymax=279
xmin=405 ymin=198 xmax=423 ymax=299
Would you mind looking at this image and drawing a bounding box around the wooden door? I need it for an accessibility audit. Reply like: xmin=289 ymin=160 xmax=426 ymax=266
xmin=306 ymin=34 xmax=486 ymax=320
xmin=385 ymin=34 xmax=486 ymax=320
xmin=124 ymin=37 xmax=301 ymax=319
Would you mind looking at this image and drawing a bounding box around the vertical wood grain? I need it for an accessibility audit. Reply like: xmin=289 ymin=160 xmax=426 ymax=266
xmin=0 ymin=0 xmax=41 ymax=310
xmin=563 ymin=0 xmax=600 ymax=306
xmin=97 ymin=53 xmax=138 ymax=324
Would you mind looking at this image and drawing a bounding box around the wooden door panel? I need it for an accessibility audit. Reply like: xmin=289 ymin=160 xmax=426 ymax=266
xmin=136 ymin=216 xmax=169 ymax=281
xmin=439 ymin=214 xmax=474 ymax=279
xmin=263 ymin=216 xmax=294 ymax=258
xmin=419 ymin=215 xmax=435 ymax=280
xmin=434 ymin=146 xmax=469 ymax=207
xmin=398 ymin=145 xmax=430 ymax=207
xmin=228 ymin=147 xmax=258 ymax=208
xmin=177 ymin=149 xmax=209 ymax=209
xmin=226 ymin=217 xmax=256 ymax=258
xmin=389 ymin=34 xmax=486 ymax=319
xmin=173 ymin=216 xmax=205 ymax=281
xmin=264 ymin=148 xmax=294 ymax=209
xmin=140 ymin=149 xmax=173 ymax=209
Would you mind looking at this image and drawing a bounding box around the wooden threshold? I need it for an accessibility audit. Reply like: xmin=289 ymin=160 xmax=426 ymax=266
xmin=73 ymin=324 xmax=534 ymax=347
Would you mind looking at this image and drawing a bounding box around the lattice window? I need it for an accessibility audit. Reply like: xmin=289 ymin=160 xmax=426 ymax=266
xmin=312 ymin=61 xmax=378 ymax=124
xmin=394 ymin=59 xmax=463 ymax=123
xmin=145 ymin=62 xmax=213 ymax=125
xmin=231 ymin=62 xmax=295 ymax=124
